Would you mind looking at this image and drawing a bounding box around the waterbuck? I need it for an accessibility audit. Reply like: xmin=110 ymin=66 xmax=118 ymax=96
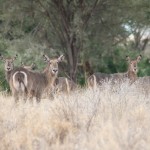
xmin=23 ymin=54 xmax=64 ymax=102
xmin=87 ymin=55 xmax=142 ymax=88
xmin=22 ymin=62 xmax=77 ymax=94
xmin=0 ymin=54 xmax=28 ymax=101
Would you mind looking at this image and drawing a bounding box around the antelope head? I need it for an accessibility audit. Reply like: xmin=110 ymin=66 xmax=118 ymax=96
xmin=0 ymin=54 xmax=18 ymax=72
xmin=43 ymin=54 xmax=64 ymax=76
xmin=126 ymin=55 xmax=142 ymax=74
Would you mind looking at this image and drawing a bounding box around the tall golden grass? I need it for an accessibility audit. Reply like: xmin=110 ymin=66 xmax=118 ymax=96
xmin=0 ymin=80 xmax=150 ymax=150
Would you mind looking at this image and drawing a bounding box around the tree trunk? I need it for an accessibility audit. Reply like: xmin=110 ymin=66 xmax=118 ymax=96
xmin=66 ymin=34 xmax=79 ymax=81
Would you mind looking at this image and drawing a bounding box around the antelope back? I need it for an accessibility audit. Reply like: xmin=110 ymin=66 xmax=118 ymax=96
xmin=55 ymin=77 xmax=77 ymax=93
xmin=87 ymin=72 xmax=112 ymax=87
xmin=21 ymin=62 xmax=36 ymax=71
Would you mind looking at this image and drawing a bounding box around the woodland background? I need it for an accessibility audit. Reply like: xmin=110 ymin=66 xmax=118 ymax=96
xmin=0 ymin=0 xmax=150 ymax=90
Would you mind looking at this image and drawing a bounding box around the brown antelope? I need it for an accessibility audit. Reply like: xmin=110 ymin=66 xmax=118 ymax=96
xmin=23 ymin=54 xmax=64 ymax=102
xmin=22 ymin=62 xmax=77 ymax=94
xmin=0 ymin=54 xmax=28 ymax=101
xmin=55 ymin=77 xmax=77 ymax=94
xmin=21 ymin=62 xmax=36 ymax=71
xmin=87 ymin=55 xmax=142 ymax=88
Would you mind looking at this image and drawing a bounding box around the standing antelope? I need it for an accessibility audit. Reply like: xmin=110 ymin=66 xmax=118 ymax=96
xmin=0 ymin=54 xmax=28 ymax=102
xmin=23 ymin=54 xmax=64 ymax=102
xmin=22 ymin=62 xmax=77 ymax=94
xmin=87 ymin=55 xmax=142 ymax=88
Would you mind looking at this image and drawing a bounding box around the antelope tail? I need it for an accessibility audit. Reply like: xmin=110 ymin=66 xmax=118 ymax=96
xmin=12 ymin=71 xmax=28 ymax=93
xmin=65 ymin=78 xmax=70 ymax=93
xmin=87 ymin=75 xmax=97 ymax=88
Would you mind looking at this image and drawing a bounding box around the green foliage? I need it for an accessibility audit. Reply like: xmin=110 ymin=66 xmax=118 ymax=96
xmin=138 ymin=58 xmax=150 ymax=77
xmin=0 ymin=0 xmax=150 ymax=89
xmin=0 ymin=69 xmax=10 ymax=92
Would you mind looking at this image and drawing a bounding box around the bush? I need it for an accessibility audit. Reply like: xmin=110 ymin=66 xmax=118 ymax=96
xmin=0 ymin=69 xmax=10 ymax=92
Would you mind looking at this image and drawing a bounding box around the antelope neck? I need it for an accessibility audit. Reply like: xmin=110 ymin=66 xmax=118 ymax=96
xmin=5 ymin=70 xmax=12 ymax=82
xmin=127 ymin=70 xmax=137 ymax=81
xmin=43 ymin=68 xmax=57 ymax=85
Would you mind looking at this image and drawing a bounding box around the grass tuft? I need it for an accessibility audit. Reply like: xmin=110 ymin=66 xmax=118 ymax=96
xmin=0 ymin=81 xmax=150 ymax=149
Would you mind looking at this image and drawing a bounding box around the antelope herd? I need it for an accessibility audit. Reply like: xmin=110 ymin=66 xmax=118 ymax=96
xmin=0 ymin=53 xmax=149 ymax=102
xmin=0 ymin=53 xmax=77 ymax=102
xmin=87 ymin=55 xmax=142 ymax=88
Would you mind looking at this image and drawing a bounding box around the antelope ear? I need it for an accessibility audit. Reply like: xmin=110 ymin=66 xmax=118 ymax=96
xmin=0 ymin=54 xmax=4 ymax=60
xmin=136 ymin=55 xmax=142 ymax=63
xmin=31 ymin=63 xmax=36 ymax=69
xmin=31 ymin=62 xmax=36 ymax=67
xmin=43 ymin=54 xmax=50 ymax=62
xmin=13 ymin=54 xmax=18 ymax=60
xmin=57 ymin=55 xmax=64 ymax=62
xmin=0 ymin=53 xmax=4 ymax=60
xmin=126 ymin=56 xmax=131 ymax=63
xmin=21 ymin=62 xmax=24 ymax=67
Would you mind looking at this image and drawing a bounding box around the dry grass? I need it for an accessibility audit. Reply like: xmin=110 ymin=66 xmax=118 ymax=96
xmin=0 ymin=80 xmax=150 ymax=150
